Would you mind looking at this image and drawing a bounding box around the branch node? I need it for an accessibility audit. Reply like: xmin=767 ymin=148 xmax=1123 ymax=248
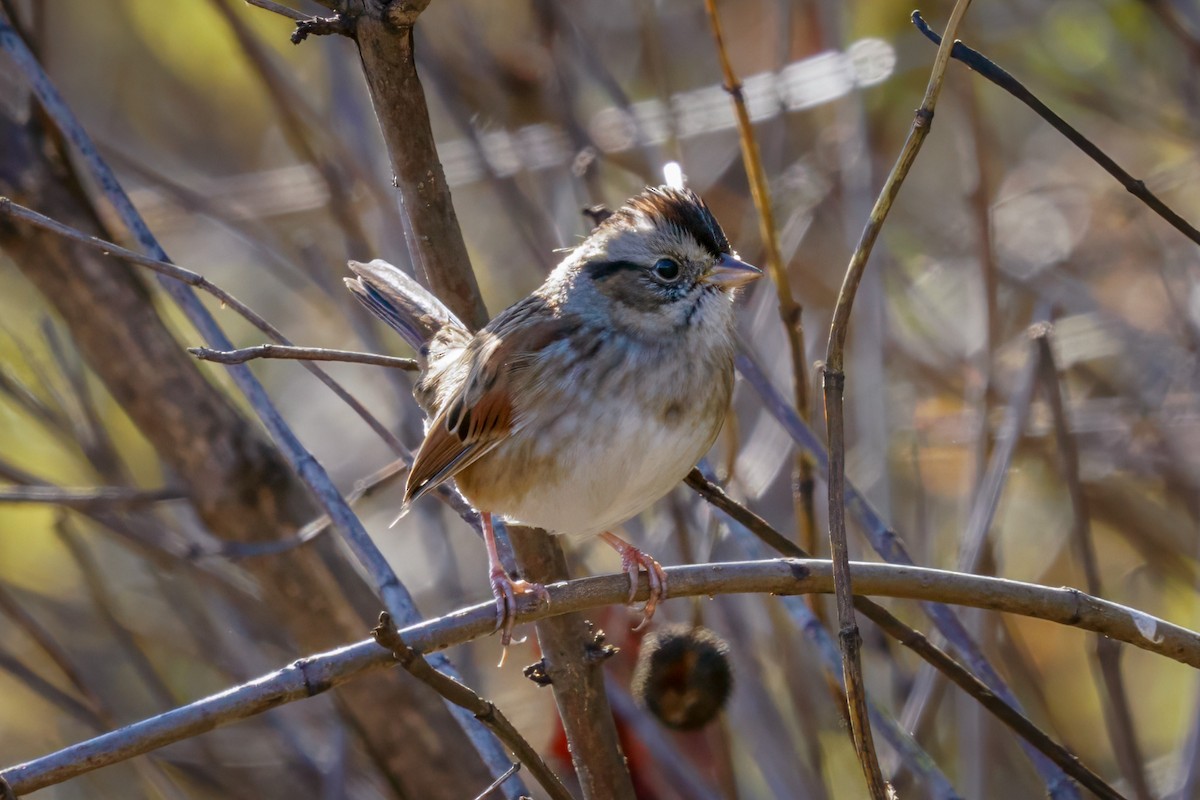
xmin=522 ymin=658 xmax=552 ymax=687
xmin=291 ymin=13 xmax=354 ymax=44
xmin=383 ymin=1 xmax=431 ymax=29
xmin=372 ymin=611 xmax=417 ymax=666
xmin=914 ymin=107 xmax=935 ymax=129
xmin=1063 ymin=587 xmax=1085 ymax=626
xmin=821 ymin=365 xmax=845 ymax=390
xmin=583 ymin=623 xmax=619 ymax=664
xmin=292 ymin=655 xmax=332 ymax=697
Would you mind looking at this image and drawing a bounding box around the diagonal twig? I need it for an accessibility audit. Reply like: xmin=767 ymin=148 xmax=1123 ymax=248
xmin=373 ymin=613 xmax=573 ymax=800
xmin=738 ymin=344 xmax=1082 ymax=796
xmin=0 ymin=196 xmax=409 ymax=456
xmin=1033 ymin=324 xmax=1152 ymax=800
xmin=189 ymin=344 xmax=417 ymax=369
xmin=912 ymin=10 xmax=1200 ymax=248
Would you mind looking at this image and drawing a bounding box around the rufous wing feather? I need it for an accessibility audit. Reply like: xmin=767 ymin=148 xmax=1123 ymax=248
xmin=403 ymin=382 xmax=514 ymax=505
xmin=401 ymin=298 xmax=579 ymax=507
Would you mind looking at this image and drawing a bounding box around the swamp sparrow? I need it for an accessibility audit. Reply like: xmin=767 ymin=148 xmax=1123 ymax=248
xmin=346 ymin=186 xmax=759 ymax=648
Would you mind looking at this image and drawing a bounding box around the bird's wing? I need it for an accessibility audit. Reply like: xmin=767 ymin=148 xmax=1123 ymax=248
xmin=403 ymin=297 xmax=577 ymax=505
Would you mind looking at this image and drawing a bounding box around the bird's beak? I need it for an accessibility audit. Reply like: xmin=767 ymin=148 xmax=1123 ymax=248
xmin=703 ymin=253 xmax=762 ymax=288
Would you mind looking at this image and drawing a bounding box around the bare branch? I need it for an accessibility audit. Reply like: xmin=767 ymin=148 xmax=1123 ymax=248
xmin=473 ymin=763 xmax=523 ymax=800
xmin=0 ymin=486 xmax=182 ymax=509
xmin=0 ymin=20 xmax=506 ymax=796
xmin=1034 ymin=325 xmax=1152 ymax=800
xmin=291 ymin=11 xmax=353 ymax=42
xmin=702 ymin=0 xmax=817 ymax=558
xmin=351 ymin=2 xmax=488 ymax=328
xmin=373 ymin=613 xmax=574 ymax=800
xmin=189 ymin=344 xmax=417 ymax=370
xmin=734 ymin=346 xmax=1079 ymax=794
xmin=4 ymin=558 xmax=1192 ymax=796
xmin=510 ymin=526 xmax=636 ymax=799
xmin=0 ymin=196 xmax=408 ymax=456
xmin=913 ymin=11 xmax=1200 ymax=248
xmin=242 ymin=0 xmax=307 ymax=21
xmin=820 ymin=4 xmax=975 ymax=793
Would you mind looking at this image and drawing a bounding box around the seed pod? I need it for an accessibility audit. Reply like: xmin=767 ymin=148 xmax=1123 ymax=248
xmin=630 ymin=624 xmax=733 ymax=730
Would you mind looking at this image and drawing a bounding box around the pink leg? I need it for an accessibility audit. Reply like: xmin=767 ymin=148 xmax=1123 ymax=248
xmin=598 ymin=531 xmax=668 ymax=630
xmin=483 ymin=512 xmax=548 ymax=666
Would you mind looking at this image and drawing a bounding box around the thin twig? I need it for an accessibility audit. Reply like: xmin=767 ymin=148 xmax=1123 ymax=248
xmin=4 ymin=558 xmax=1187 ymax=796
xmin=912 ymin=10 xmax=1200 ymax=248
xmin=242 ymin=0 xmax=307 ymax=21
xmin=1033 ymin=324 xmax=1152 ymax=800
xmin=0 ymin=583 xmax=105 ymax=720
xmin=189 ymin=344 xmax=417 ymax=370
xmin=373 ymin=613 xmax=574 ymax=800
xmin=0 ymin=486 xmax=182 ymax=509
xmin=897 ymin=308 xmax=1044 ymax=738
xmin=0 ymin=651 xmax=104 ymax=729
xmin=821 ymin=5 xmax=972 ymax=794
xmin=701 ymin=0 xmax=816 ymax=555
xmin=212 ymin=0 xmax=370 ymax=262
xmin=472 ymin=763 xmax=523 ymax=800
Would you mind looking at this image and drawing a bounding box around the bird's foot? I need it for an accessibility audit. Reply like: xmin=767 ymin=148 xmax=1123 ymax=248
xmin=600 ymin=532 xmax=668 ymax=630
xmin=490 ymin=567 xmax=549 ymax=666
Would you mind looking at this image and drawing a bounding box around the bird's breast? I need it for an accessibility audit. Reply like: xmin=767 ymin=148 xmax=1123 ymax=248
xmin=455 ymin=336 xmax=733 ymax=537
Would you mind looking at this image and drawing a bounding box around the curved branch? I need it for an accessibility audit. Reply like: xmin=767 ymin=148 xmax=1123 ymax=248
xmin=4 ymin=558 xmax=1196 ymax=795
xmin=821 ymin=4 xmax=975 ymax=794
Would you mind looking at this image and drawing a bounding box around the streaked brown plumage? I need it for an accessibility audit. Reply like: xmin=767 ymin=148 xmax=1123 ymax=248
xmin=347 ymin=186 xmax=759 ymax=650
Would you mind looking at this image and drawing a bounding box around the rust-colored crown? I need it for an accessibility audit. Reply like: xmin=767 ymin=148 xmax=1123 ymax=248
xmin=601 ymin=186 xmax=732 ymax=258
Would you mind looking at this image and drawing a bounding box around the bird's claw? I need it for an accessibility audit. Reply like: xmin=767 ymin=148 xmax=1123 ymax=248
xmin=489 ymin=569 xmax=548 ymax=666
xmin=616 ymin=546 xmax=668 ymax=631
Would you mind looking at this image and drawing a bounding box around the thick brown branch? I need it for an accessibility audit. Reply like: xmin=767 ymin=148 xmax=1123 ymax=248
xmin=509 ymin=526 xmax=636 ymax=800
xmin=351 ymin=4 xmax=487 ymax=328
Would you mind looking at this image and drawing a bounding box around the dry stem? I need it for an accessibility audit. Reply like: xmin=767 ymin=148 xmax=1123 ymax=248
xmin=701 ymin=0 xmax=816 ymax=552
xmin=821 ymin=4 xmax=974 ymax=795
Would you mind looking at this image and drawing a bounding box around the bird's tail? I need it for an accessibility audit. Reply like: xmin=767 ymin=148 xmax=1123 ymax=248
xmin=345 ymin=259 xmax=467 ymax=358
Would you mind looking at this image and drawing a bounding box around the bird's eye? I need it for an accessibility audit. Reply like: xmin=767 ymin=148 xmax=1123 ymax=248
xmin=652 ymin=258 xmax=681 ymax=282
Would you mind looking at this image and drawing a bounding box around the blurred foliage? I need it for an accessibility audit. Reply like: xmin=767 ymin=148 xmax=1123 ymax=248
xmin=2 ymin=0 xmax=1200 ymax=797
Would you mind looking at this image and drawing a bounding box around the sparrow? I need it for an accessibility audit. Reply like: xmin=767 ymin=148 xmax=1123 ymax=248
xmin=346 ymin=186 xmax=759 ymax=650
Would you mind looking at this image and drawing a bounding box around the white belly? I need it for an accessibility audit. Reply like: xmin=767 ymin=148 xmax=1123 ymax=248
xmin=501 ymin=405 xmax=718 ymax=537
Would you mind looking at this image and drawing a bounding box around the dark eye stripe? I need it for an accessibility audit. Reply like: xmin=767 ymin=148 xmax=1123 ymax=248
xmin=585 ymin=259 xmax=641 ymax=281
